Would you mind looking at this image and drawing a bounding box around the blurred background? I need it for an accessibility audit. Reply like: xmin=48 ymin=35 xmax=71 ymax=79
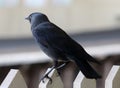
xmin=0 ymin=0 xmax=120 ymax=88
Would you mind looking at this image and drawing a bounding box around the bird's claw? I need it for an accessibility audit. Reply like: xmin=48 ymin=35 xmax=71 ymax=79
xmin=41 ymin=74 xmax=52 ymax=84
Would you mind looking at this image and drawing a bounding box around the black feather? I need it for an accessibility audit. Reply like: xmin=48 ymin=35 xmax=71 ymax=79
xmin=26 ymin=12 xmax=101 ymax=79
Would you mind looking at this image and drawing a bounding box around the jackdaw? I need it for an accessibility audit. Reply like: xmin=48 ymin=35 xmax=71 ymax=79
xmin=26 ymin=12 xmax=101 ymax=81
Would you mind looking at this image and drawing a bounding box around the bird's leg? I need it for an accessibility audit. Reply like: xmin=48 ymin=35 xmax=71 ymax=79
xmin=56 ymin=61 xmax=69 ymax=70
xmin=41 ymin=61 xmax=69 ymax=83
xmin=55 ymin=61 xmax=70 ymax=76
xmin=41 ymin=61 xmax=58 ymax=83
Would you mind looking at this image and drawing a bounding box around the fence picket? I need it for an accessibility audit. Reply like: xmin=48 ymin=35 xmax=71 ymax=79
xmin=1 ymin=65 xmax=120 ymax=88
xmin=0 ymin=69 xmax=27 ymax=88
xmin=39 ymin=68 xmax=64 ymax=88
xmin=105 ymin=65 xmax=120 ymax=88
xmin=73 ymin=71 xmax=96 ymax=88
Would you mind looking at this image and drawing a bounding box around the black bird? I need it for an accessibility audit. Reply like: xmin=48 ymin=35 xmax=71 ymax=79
xmin=26 ymin=12 xmax=101 ymax=80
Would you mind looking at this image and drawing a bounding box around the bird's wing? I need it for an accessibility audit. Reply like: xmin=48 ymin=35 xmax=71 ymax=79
xmin=34 ymin=22 xmax=84 ymax=55
xmin=34 ymin=22 xmax=99 ymax=63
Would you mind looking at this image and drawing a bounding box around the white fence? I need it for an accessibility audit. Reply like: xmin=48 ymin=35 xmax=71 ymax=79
xmin=1 ymin=65 xmax=120 ymax=88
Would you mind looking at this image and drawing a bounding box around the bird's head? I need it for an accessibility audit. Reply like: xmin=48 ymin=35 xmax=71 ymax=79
xmin=25 ymin=12 xmax=49 ymax=24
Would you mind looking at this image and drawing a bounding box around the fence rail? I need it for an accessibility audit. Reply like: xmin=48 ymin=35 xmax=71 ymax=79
xmin=1 ymin=65 xmax=120 ymax=88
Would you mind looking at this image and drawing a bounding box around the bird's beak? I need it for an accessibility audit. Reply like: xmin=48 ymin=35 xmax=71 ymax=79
xmin=25 ymin=17 xmax=29 ymax=20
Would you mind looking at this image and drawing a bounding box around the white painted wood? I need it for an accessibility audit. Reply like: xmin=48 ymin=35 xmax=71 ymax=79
xmin=39 ymin=68 xmax=64 ymax=88
xmin=73 ymin=71 xmax=96 ymax=88
xmin=105 ymin=65 xmax=120 ymax=88
xmin=0 ymin=69 xmax=27 ymax=88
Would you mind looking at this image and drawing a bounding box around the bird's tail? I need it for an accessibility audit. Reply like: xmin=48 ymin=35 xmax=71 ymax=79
xmin=75 ymin=59 xmax=101 ymax=79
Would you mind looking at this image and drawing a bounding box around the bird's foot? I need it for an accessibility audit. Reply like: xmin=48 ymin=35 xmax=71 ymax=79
xmin=41 ymin=73 xmax=52 ymax=83
xmin=41 ymin=66 xmax=55 ymax=83
xmin=41 ymin=61 xmax=69 ymax=83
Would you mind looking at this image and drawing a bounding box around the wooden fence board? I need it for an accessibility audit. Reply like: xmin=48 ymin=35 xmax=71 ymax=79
xmin=105 ymin=65 xmax=120 ymax=88
xmin=0 ymin=69 xmax=27 ymax=88
xmin=73 ymin=71 xmax=96 ymax=88
xmin=39 ymin=68 xmax=64 ymax=88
